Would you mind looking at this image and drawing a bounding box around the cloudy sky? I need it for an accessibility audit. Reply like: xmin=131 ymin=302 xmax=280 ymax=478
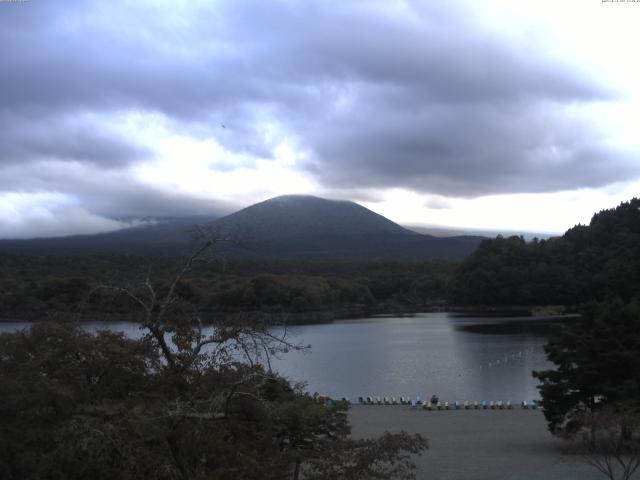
xmin=1 ymin=0 xmax=639 ymax=239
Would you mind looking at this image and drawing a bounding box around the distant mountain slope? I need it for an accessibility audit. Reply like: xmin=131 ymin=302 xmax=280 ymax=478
xmin=407 ymin=224 xmax=555 ymax=241
xmin=211 ymin=195 xmax=416 ymax=239
xmin=0 ymin=216 xmax=217 ymax=255
xmin=0 ymin=195 xmax=483 ymax=259
xmin=208 ymin=195 xmax=482 ymax=260
xmin=450 ymin=198 xmax=640 ymax=306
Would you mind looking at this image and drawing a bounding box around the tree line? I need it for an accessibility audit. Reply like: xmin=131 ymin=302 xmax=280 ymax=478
xmin=0 ymin=256 xmax=455 ymax=322
xmin=450 ymin=198 xmax=640 ymax=307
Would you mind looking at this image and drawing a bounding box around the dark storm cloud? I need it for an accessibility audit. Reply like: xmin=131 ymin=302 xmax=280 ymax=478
xmin=0 ymin=0 xmax=636 ymax=227
xmin=0 ymin=111 xmax=151 ymax=168
xmin=304 ymin=102 xmax=636 ymax=196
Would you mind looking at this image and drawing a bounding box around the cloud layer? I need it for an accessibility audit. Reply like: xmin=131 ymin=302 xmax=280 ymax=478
xmin=0 ymin=0 xmax=637 ymax=237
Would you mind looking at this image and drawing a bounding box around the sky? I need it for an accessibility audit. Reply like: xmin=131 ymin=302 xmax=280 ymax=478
xmin=0 ymin=0 xmax=639 ymax=239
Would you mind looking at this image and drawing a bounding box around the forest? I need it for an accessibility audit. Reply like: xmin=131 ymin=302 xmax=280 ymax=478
xmin=0 ymin=254 xmax=455 ymax=323
xmin=449 ymin=198 xmax=640 ymax=308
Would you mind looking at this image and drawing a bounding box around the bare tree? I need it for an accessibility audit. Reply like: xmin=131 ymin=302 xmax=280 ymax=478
xmin=95 ymin=235 xmax=305 ymax=420
xmin=569 ymin=407 xmax=640 ymax=480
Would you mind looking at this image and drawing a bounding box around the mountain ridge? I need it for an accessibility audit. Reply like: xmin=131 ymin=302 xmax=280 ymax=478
xmin=209 ymin=195 xmax=420 ymax=240
xmin=0 ymin=195 xmax=483 ymax=259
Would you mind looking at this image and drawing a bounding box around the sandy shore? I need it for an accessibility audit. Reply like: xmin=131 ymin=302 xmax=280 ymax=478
xmin=348 ymin=405 xmax=607 ymax=480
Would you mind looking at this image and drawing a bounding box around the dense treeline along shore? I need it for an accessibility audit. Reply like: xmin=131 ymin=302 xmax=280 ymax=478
xmin=450 ymin=198 xmax=640 ymax=307
xmin=0 ymin=255 xmax=456 ymax=323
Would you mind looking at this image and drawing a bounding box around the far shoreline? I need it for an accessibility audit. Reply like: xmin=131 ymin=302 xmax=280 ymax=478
xmin=0 ymin=307 xmax=581 ymax=325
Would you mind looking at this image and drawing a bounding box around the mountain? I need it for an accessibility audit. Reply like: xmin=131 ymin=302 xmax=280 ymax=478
xmin=207 ymin=195 xmax=482 ymax=260
xmin=0 ymin=195 xmax=483 ymax=259
xmin=210 ymin=195 xmax=413 ymax=239
xmin=0 ymin=216 xmax=218 ymax=255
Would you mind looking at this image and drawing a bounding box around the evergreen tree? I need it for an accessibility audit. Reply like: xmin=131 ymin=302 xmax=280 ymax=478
xmin=534 ymin=299 xmax=640 ymax=434
xmin=450 ymin=198 xmax=640 ymax=307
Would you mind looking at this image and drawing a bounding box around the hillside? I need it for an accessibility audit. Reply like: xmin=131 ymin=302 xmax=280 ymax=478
xmin=449 ymin=198 xmax=640 ymax=306
xmin=0 ymin=195 xmax=483 ymax=260
xmin=207 ymin=195 xmax=481 ymax=260
xmin=0 ymin=216 xmax=217 ymax=255
xmin=210 ymin=195 xmax=414 ymax=239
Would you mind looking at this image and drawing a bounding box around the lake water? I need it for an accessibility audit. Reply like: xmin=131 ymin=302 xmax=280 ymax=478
xmin=0 ymin=313 xmax=573 ymax=403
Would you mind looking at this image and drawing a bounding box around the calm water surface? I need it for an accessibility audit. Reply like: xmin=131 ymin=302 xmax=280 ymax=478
xmin=1 ymin=313 xmax=572 ymax=403
xmin=270 ymin=313 xmax=565 ymax=402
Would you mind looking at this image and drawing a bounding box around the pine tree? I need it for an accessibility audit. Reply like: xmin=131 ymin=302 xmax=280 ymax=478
xmin=534 ymin=299 xmax=640 ymax=434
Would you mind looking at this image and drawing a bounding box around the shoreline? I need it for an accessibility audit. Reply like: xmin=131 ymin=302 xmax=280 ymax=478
xmin=0 ymin=307 xmax=580 ymax=325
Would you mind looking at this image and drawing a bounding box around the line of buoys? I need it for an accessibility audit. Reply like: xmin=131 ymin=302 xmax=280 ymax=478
xmin=476 ymin=348 xmax=539 ymax=371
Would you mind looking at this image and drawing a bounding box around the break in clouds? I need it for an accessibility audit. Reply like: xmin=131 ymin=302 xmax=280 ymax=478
xmin=0 ymin=0 xmax=636 ymax=237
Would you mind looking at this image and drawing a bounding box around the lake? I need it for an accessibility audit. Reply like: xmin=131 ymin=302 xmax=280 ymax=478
xmin=0 ymin=313 xmax=574 ymax=403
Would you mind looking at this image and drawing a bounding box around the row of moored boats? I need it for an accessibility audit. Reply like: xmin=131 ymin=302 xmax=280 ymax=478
xmin=357 ymin=396 xmax=541 ymax=410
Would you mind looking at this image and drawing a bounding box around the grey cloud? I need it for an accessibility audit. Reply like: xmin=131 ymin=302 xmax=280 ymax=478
xmin=0 ymin=160 xmax=235 ymax=220
xmin=2 ymin=1 xmax=605 ymax=117
xmin=0 ymin=111 xmax=150 ymax=167
xmin=81 ymin=183 xmax=237 ymax=218
xmin=0 ymin=205 xmax=150 ymax=240
xmin=424 ymin=196 xmax=452 ymax=210
xmin=205 ymin=1 xmax=633 ymax=196
xmin=303 ymin=102 xmax=639 ymax=195
xmin=0 ymin=0 xmax=636 ymax=222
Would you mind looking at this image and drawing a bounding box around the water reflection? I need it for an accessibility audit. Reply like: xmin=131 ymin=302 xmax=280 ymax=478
xmin=452 ymin=314 xmax=580 ymax=335
xmin=270 ymin=313 xmax=566 ymax=402
xmin=0 ymin=313 xmax=571 ymax=403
